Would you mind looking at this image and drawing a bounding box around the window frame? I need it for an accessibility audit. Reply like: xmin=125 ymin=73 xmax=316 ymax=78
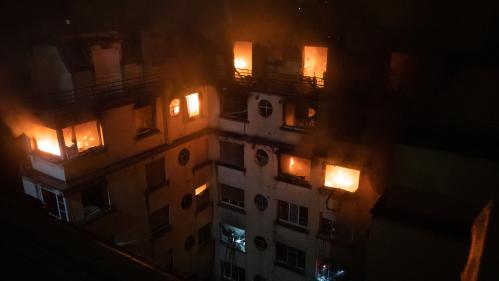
xmin=277 ymin=200 xmax=308 ymax=228
xmin=220 ymin=184 xmax=245 ymax=209
xmin=134 ymin=102 xmax=157 ymax=138
xmin=275 ymin=242 xmax=306 ymax=273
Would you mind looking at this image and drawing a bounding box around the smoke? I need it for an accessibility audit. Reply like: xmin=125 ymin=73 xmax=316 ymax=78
xmin=0 ymin=97 xmax=42 ymax=139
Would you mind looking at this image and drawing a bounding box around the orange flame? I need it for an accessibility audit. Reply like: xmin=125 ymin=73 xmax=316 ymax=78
xmin=289 ymin=157 xmax=295 ymax=174
xmin=324 ymin=165 xmax=360 ymax=193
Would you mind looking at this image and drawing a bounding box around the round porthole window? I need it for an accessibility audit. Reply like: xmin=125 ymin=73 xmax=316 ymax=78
xmin=169 ymin=98 xmax=180 ymax=116
xmin=181 ymin=193 xmax=193 ymax=209
xmin=254 ymin=194 xmax=268 ymax=211
xmin=184 ymin=235 xmax=195 ymax=251
xmin=178 ymin=148 xmax=190 ymax=166
xmin=255 ymin=149 xmax=269 ymax=166
xmin=254 ymin=236 xmax=267 ymax=250
xmin=258 ymin=99 xmax=273 ymax=117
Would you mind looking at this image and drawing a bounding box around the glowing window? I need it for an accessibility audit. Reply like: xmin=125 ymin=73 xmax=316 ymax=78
xmin=324 ymin=165 xmax=360 ymax=193
xmin=195 ymin=184 xmax=208 ymax=196
xmin=220 ymin=224 xmax=246 ymax=253
xmin=280 ymin=154 xmax=311 ymax=181
xmin=185 ymin=93 xmax=200 ymax=118
xmin=169 ymin=98 xmax=180 ymax=117
xmin=63 ymin=120 xmax=103 ymax=154
xmin=233 ymin=41 xmax=252 ymax=76
xmin=303 ymin=46 xmax=328 ymax=79
xmin=33 ymin=125 xmax=61 ymax=156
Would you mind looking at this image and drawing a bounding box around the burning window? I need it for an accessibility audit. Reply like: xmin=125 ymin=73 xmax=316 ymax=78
xmin=324 ymin=165 xmax=360 ymax=193
xmin=185 ymin=92 xmax=200 ymax=118
xmin=315 ymin=258 xmax=348 ymax=281
xmin=233 ymin=41 xmax=252 ymax=77
xmin=303 ymin=46 xmax=328 ymax=86
xmin=220 ymin=223 xmax=246 ymax=253
xmin=284 ymin=102 xmax=317 ymax=129
xmin=62 ymin=120 xmax=103 ymax=156
xmin=195 ymin=183 xmax=210 ymax=211
xmin=33 ymin=125 xmax=61 ymax=156
xmin=134 ymin=105 xmax=155 ymax=136
xmin=279 ymin=154 xmax=311 ymax=184
xmin=169 ymin=98 xmax=180 ymax=116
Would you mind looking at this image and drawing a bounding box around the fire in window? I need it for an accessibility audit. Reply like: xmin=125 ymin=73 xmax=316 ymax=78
xmin=134 ymin=105 xmax=155 ymax=136
xmin=186 ymin=92 xmax=200 ymax=118
xmin=32 ymin=124 xmax=61 ymax=156
xmin=195 ymin=183 xmax=210 ymax=211
xmin=220 ymin=223 xmax=246 ymax=253
xmin=63 ymin=120 xmax=104 ymax=157
xmin=169 ymin=98 xmax=180 ymax=116
xmin=284 ymin=102 xmax=317 ymax=129
xmin=233 ymin=41 xmax=252 ymax=77
xmin=315 ymin=258 xmax=348 ymax=281
xmin=324 ymin=165 xmax=360 ymax=193
xmin=279 ymin=154 xmax=311 ymax=186
xmin=303 ymin=46 xmax=328 ymax=81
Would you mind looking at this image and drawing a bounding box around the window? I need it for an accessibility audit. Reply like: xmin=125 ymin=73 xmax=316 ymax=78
xmin=198 ymin=223 xmax=212 ymax=245
xmin=254 ymin=236 xmax=267 ymax=250
xmin=62 ymin=120 xmax=104 ymax=158
xmin=221 ymin=261 xmax=245 ymax=281
xmin=146 ymin=158 xmax=166 ymax=189
xmin=149 ymin=205 xmax=170 ymax=233
xmin=233 ymin=41 xmax=252 ymax=77
xmin=169 ymin=98 xmax=180 ymax=116
xmin=41 ymin=189 xmax=67 ymax=221
xmin=324 ymin=165 xmax=360 ymax=193
xmin=255 ymin=149 xmax=269 ymax=166
xmin=277 ymin=200 xmax=308 ymax=227
xmin=284 ymin=102 xmax=316 ymax=129
xmin=315 ymin=258 xmax=348 ymax=281
xmin=303 ymin=46 xmax=328 ymax=86
xmin=254 ymin=194 xmax=268 ymax=211
xmin=278 ymin=154 xmax=311 ymax=187
xmin=275 ymin=242 xmax=306 ymax=272
xmin=186 ymin=92 xmax=200 ymax=118
xmin=220 ymin=141 xmax=244 ymax=169
xmin=33 ymin=124 xmax=61 ymax=156
xmin=178 ymin=148 xmax=190 ymax=166
xmin=220 ymin=184 xmax=245 ymax=209
xmin=318 ymin=215 xmax=353 ymax=242
xmin=195 ymin=184 xmax=210 ymax=211
xmin=81 ymin=182 xmax=109 ymax=218
xmin=220 ymin=224 xmax=246 ymax=253
xmin=134 ymin=105 xmax=156 ymax=136
xmin=258 ymin=99 xmax=273 ymax=117
xmin=184 ymin=235 xmax=195 ymax=251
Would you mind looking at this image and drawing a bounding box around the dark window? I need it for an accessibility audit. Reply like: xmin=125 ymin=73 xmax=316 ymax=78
xmin=258 ymin=99 xmax=273 ymax=117
xmin=178 ymin=148 xmax=190 ymax=166
xmin=42 ymin=189 xmax=60 ymax=218
xmin=254 ymin=236 xmax=267 ymax=250
xmin=283 ymin=102 xmax=316 ymax=129
xmin=146 ymin=158 xmax=166 ymax=188
xmin=254 ymin=275 xmax=266 ymax=281
xmin=220 ymin=141 xmax=244 ymax=169
xmin=255 ymin=149 xmax=269 ymax=166
xmin=81 ymin=182 xmax=109 ymax=218
xmin=277 ymin=200 xmax=308 ymax=227
xmin=221 ymin=184 xmax=245 ymax=208
xmin=275 ymin=242 xmax=306 ymax=272
xmin=135 ymin=105 xmax=156 ymax=136
xmin=149 ymin=205 xmax=170 ymax=233
xmin=254 ymin=194 xmax=268 ymax=211
xmin=318 ymin=216 xmax=353 ymax=242
xmin=181 ymin=194 xmax=193 ymax=209
xmin=221 ymin=261 xmax=245 ymax=281
xmin=184 ymin=235 xmax=195 ymax=251
xmin=198 ymin=223 xmax=212 ymax=245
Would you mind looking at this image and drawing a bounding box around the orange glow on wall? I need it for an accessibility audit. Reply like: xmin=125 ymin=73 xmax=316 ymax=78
xmin=186 ymin=93 xmax=200 ymax=118
xmin=169 ymin=98 xmax=180 ymax=116
xmin=280 ymin=154 xmax=311 ymax=180
xmin=303 ymin=46 xmax=328 ymax=80
xmin=195 ymin=184 xmax=207 ymax=196
xmin=233 ymin=41 xmax=252 ymax=76
xmin=63 ymin=120 xmax=102 ymax=153
xmin=324 ymin=165 xmax=360 ymax=193
xmin=34 ymin=125 xmax=61 ymax=156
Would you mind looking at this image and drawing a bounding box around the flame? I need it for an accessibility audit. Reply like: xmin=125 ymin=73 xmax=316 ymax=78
xmin=324 ymin=165 xmax=360 ymax=193
xmin=169 ymin=98 xmax=180 ymax=116
xmin=63 ymin=120 xmax=101 ymax=153
xmin=303 ymin=46 xmax=328 ymax=80
xmin=36 ymin=132 xmax=61 ymax=156
xmin=234 ymin=57 xmax=248 ymax=70
xmin=186 ymin=93 xmax=200 ymax=118
xmin=289 ymin=157 xmax=295 ymax=173
xmin=195 ymin=184 xmax=207 ymax=196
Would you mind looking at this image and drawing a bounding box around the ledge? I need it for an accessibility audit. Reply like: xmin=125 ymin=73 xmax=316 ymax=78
xmin=215 ymin=161 xmax=246 ymax=173
xmin=219 ymin=115 xmax=249 ymax=123
xmin=280 ymin=125 xmax=309 ymax=134
xmin=135 ymin=129 xmax=160 ymax=140
xmin=217 ymin=202 xmax=246 ymax=215
xmin=276 ymin=174 xmax=311 ymax=189
xmin=274 ymin=261 xmax=306 ymax=275
xmin=275 ymin=220 xmax=309 ymax=234
xmin=144 ymin=180 xmax=169 ymax=196
xmin=318 ymin=186 xmax=357 ymax=198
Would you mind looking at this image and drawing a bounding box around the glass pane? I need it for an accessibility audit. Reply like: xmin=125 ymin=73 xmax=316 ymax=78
xmin=280 ymin=154 xmax=311 ymax=180
xmin=234 ymin=41 xmax=252 ymax=76
xmin=186 ymin=93 xmax=200 ymax=118
xmin=74 ymin=120 xmax=101 ymax=152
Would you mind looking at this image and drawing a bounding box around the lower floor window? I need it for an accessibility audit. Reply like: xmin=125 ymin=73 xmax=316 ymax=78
xmin=221 ymin=261 xmax=245 ymax=281
xmin=275 ymin=242 xmax=306 ymax=272
xmin=42 ymin=189 xmax=68 ymax=221
xmin=220 ymin=184 xmax=245 ymax=208
xmin=315 ymin=258 xmax=348 ymax=281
